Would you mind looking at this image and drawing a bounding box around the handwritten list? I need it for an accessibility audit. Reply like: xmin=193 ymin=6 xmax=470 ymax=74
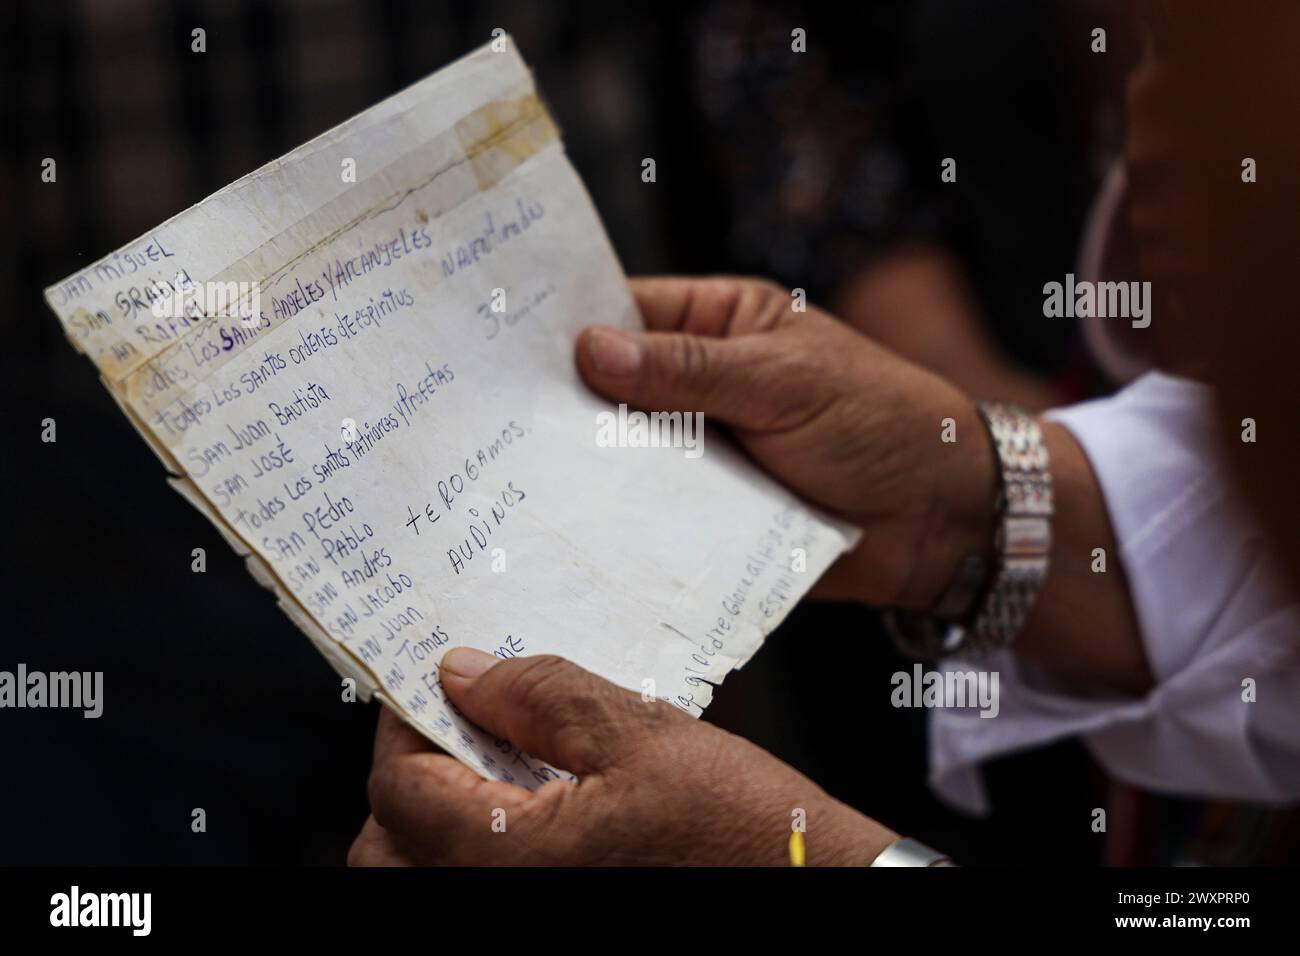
xmin=44 ymin=40 xmax=858 ymax=787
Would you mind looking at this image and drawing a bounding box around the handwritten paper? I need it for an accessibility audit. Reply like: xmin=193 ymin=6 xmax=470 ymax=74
xmin=43 ymin=39 xmax=858 ymax=788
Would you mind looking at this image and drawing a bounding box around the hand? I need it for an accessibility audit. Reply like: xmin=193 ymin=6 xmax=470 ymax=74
xmin=576 ymin=276 xmax=996 ymax=610
xmin=575 ymin=275 xmax=1150 ymax=691
xmin=349 ymin=649 xmax=897 ymax=866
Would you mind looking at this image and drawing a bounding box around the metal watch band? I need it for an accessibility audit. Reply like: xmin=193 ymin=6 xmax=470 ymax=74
xmin=870 ymin=837 xmax=953 ymax=867
xmin=881 ymin=401 xmax=1052 ymax=659
xmin=964 ymin=401 xmax=1053 ymax=652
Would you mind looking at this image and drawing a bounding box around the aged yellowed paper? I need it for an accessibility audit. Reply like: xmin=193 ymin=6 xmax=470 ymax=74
xmin=44 ymin=39 xmax=857 ymax=787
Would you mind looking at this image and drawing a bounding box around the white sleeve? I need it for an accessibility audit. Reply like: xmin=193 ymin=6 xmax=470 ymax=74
xmin=929 ymin=371 xmax=1300 ymax=815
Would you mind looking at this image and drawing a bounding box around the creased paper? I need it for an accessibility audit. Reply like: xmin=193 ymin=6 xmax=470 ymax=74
xmin=44 ymin=39 xmax=859 ymax=788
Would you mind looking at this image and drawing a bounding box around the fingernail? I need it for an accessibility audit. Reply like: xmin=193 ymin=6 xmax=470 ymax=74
xmin=587 ymin=327 xmax=642 ymax=376
xmin=441 ymin=647 xmax=499 ymax=679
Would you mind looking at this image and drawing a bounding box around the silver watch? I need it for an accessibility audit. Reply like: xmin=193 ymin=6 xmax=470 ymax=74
xmin=964 ymin=401 xmax=1053 ymax=652
xmin=883 ymin=401 xmax=1053 ymax=658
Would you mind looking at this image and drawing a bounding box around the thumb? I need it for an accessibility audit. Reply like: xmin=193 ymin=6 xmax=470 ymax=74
xmin=438 ymin=649 xmax=650 ymax=776
xmin=576 ymin=325 xmax=789 ymax=430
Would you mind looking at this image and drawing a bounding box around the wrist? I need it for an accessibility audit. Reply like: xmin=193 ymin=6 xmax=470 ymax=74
xmin=897 ymin=400 xmax=999 ymax=612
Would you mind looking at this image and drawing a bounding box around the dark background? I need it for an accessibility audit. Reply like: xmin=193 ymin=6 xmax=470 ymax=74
xmin=2 ymin=0 xmax=1273 ymax=865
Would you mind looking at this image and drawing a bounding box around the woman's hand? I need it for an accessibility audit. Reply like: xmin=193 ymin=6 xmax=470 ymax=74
xmin=349 ymin=649 xmax=897 ymax=866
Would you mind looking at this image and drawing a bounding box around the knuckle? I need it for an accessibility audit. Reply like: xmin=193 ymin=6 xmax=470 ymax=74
xmin=704 ymin=275 xmax=752 ymax=307
xmin=739 ymin=279 xmax=791 ymax=333
xmin=668 ymin=334 xmax=711 ymax=386
xmin=504 ymin=655 xmax=576 ymax=717
xmin=764 ymin=286 xmax=796 ymax=328
xmin=754 ymin=277 xmax=788 ymax=304
xmin=506 ymin=656 xmax=625 ymax=768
